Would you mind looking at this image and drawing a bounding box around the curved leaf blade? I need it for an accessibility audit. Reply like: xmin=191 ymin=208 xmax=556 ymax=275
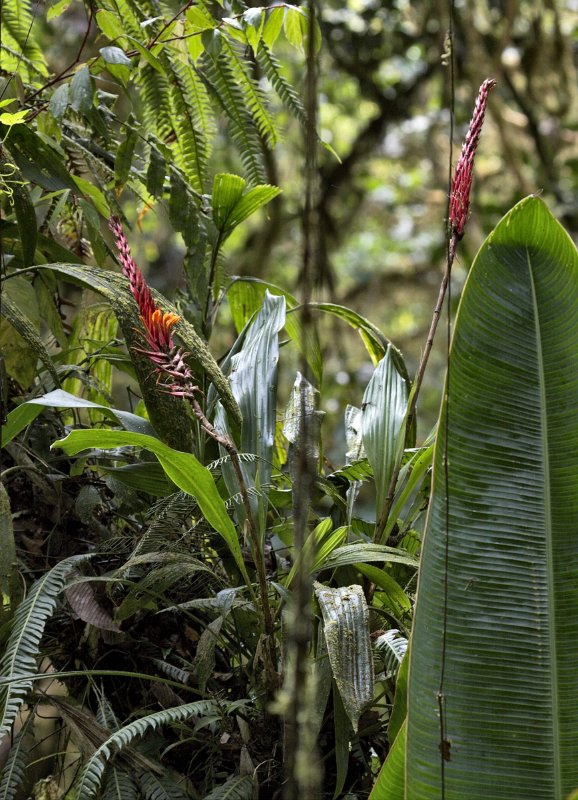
xmin=314 ymin=582 xmax=374 ymax=732
xmin=52 ymin=429 xmax=249 ymax=585
xmin=407 ymin=197 xmax=578 ymax=798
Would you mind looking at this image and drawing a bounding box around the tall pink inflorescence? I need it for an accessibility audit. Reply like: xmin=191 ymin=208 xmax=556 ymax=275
xmin=109 ymin=215 xmax=198 ymax=396
xmin=449 ymin=78 xmax=496 ymax=239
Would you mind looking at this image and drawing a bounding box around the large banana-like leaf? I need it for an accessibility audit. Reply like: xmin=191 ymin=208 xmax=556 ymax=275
xmin=407 ymin=197 xmax=578 ymax=798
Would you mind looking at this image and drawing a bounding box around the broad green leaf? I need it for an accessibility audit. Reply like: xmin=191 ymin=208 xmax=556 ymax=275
xmin=185 ymin=5 xmax=215 ymax=34
xmin=21 ymin=388 xmax=156 ymax=436
xmin=284 ymin=519 xmax=347 ymax=588
xmin=310 ymin=302 xmax=408 ymax=378
xmin=369 ymin=719 xmax=406 ymax=800
xmin=314 ymin=582 xmax=374 ymax=732
xmin=72 ymin=176 xmax=109 ymax=217
xmin=356 ymin=563 xmax=411 ymax=617
xmin=212 ymin=173 xmax=245 ymax=230
xmin=0 ymin=125 xmax=77 ymax=193
xmin=262 ymin=6 xmax=284 ymax=48
xmin=126 ymin=36 xmax=165 ymax=74
xmin=226 ymin=184 xmax=281 ymax=230
xmin=47 ymin=0 xmax=73 ymax=20
xmin=49 ymin=83 xmax=69 ymax=119
xmin=243 ymin=8 xmax=264 ymax=51
xmin=95 ymin=9 xmax=126 ymax=42
xmin=115 ymin=125 xmax=138 ymax=187
xmin=1 ymin=403 xmax=43 ymax=448
xmin=100 ymin=46 xmax=132 ymax=66
xmin=216 ymin=291 xmax=285 ymax=535
xmin=0 ymin=146 xmax=36 ymax=265
xmin=146 ymin=142 xmax=166 ymax=197
xmin=69 ymin=66 xmax=94 ymax=114
xmin=284 ymin=6 xmax=307 ymax=51
xmin=227 ymin=278 xmax=322 ymax=382
xmin=99 ymin=463 xmax=173 ymax=496
xmin=53 ymin=429 xmax=250 ymax=586
xmin=0 ymin=111 xmax=27 ymax=125
xmin=322 ymin=543 xmax=418 ymax=570
xmin=407 ymin=197 xmax=578 ymax=798
xmin=361 ymin=347 xmax=409 ymax=523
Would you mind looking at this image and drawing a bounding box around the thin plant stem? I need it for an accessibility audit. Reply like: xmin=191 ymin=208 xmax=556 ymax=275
xmin=374 ymin=231 xmax=458 ymax=544
xmin=186 ymin=393 xmax=278 ymax=692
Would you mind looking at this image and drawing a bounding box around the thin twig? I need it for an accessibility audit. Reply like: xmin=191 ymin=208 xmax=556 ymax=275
xmin=25 ymin=7 xmax=94 ymax=103
xmin=374 ymin=232 xmax=458 ymax=544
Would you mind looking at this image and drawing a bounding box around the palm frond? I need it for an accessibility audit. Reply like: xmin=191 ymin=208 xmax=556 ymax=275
xmin=136 ymin=65 xmax=174 ymax=142
xmin=137 ymin=770 xmax=190 ymax=800
xmin=0 ymin=554 xmax=92 ymax=737
xmin=102 ymin=766 xmax=139 ymax=800
xmin=109 ymin=0 xmax=142 ymax=38
xmin=75 ymin=701 xmax=220 ymax=798
xmin=374 ymin=629 xmax=408 ymax=679
xmin=0 ymin=0 xmax=48 ymax=82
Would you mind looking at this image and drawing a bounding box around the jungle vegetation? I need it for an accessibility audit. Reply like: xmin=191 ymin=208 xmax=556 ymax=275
xmin=1 ymin=1 xmax=578 ymax=799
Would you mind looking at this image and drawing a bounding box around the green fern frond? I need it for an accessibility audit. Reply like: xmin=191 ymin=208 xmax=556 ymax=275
xmin=102 ymin=766 xmax=139 ymax=800
xmin=137 ymin=771 xmax=190 ymax=800
xmin=204 ymin=53 xmax=265 ymax=185
xmin=0 ymin=554 xmax=92 ymax=737
xmin=0 ymin=0 xmax=48 ymax=81
xmin=136 ymin=65 xmax=174 ymax=142
xmin=203 ymin=775 xmax=254 ymax=800
xmin=0 ymin=719 xmax=33 ymax=800
xmin=168 ymin=57 xmax=210 ymax=193
xmin=222 ymin=40 xmax=278 ymax=148
xmin=107 ymin=0 xmax=143 ymax=38
xmin=75 ymin=700 xmax=220 ymax=799
xmin=148 ymin=659 xmax=191 ymax=685
xmin=256 ymin=42 xmax=306 ymax=126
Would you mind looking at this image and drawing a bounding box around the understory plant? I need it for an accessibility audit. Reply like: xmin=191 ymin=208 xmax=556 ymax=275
xmin=2 ymin=1 xmax=578 ymax=799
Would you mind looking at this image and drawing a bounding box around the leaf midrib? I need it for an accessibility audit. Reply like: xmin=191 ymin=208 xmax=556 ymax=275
xmin=527 ymin=245 xmax=561 ymax=797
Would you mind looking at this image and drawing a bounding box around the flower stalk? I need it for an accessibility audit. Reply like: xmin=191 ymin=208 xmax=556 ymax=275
xmin=375 ymin=78 xmax=495 ymax=544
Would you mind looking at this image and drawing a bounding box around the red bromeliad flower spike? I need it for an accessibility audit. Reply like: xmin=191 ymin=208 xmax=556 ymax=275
xmin=108 ymin=215 xmax=198 ymax=394
xmin=449 ymin=78 xmax=496 ymax=240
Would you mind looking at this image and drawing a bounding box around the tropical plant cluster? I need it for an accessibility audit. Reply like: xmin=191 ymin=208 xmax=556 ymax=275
xmin=1 ymin=1 xmax=578 ymax=799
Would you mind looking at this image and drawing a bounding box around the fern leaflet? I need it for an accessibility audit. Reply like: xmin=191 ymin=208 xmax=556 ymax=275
xmin=222 ymin=39 xmax=278 ymax=148
xmin=204 ymin=53 xmax=266 ymax=185
xmin=75 ymin=700 xmax=220 ymax=798
xmin=0 ymin=554 xmax=92 ymax=737
xmin=256 ymin=42 xmax=306 ymax=127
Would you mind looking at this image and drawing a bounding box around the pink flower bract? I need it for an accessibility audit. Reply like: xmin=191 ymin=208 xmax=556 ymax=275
xmin=449 ymin=78 xmax=496 ymax=239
